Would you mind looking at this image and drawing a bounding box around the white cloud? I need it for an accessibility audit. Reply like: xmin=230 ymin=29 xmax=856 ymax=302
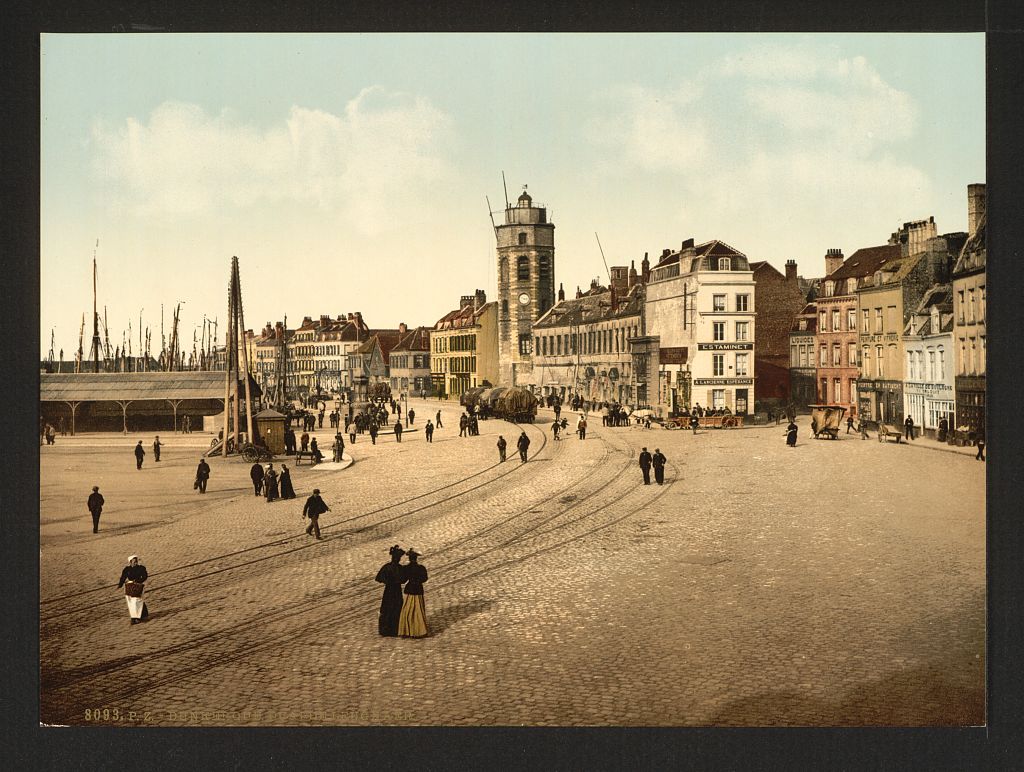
xmin=90 ymin=87 xmax=453 ymax=234
xmin=591 ymin=44 xmax=929 ymax=254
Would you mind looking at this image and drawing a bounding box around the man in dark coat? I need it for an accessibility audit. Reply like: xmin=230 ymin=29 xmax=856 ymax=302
xmin=302 ymin=488 xmax=330 ymax=539
xmin=652 ymin=448 xmax=667 ymax=485
xmin=425 ymin=420 xmax=434 ymax=443
xmin=846 ymin=415 xmax=854 ymax=434
xmin=375 ymin=545 xmax=407 ymax=636
xmin=638 ymin=447 xmax=653 ymax=485
xmin=369 ymin=422 xmax=379 ymax=444
xmin=333 ymin=433 xmax=345 ymax=462
xmin=249 ymin=462 xmax=265 ymax=495
xmin=497 ymin=435 xmax=507 ymax=463
xmin=134 ymin=441 xmax=145 ymax=469
xmin=87 ymin=486 xmax=104 ymax=533
xmin=153 ymin=435 xmax=162 ymax=462
xmin=904 ymin=414 xmax=915 ymax=441
xmin=785 ymin=420 xmax=798 ymax=447
xmin=195 ymin=458 xmax=211 ymax=493
xmin=300 ymin=431 xmax=310 ymax=453
xmin=435 ymin=409 xmax=443 ymax=428
xmin=517 ymin=431 xmax=530 ymax=463
xmin=975 ymin=429 xmax=985 ymax=461
xmin=408 ymin=408 xmax=416 ymax=425
xmin=394 ymin=419 xmax=403 ymax=443
xmin=690 ymin=414 xmax=700 ymax=435
xmin=310 ymin=438 xmax=322 ymax=464
xmin=459 ymin=414 xmax=468 ymax=437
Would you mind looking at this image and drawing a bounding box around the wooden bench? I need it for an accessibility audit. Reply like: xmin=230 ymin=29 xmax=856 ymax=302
xmin=294 ymin=450 xmax=318 ymax=465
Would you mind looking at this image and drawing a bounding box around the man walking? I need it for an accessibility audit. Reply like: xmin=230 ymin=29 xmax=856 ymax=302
xmin=394 ymin=419 xmax=403 ymax=443
xmin=638 ymin=447 xmax=652 ymax=485
xmin=846 ymin=415 xmax=854 ymax=435
xmin=577 ymin=415 xmax=587 ymax=440
xmin=975 ymin=429 xmax=985 ymax=461
xmin=459 ymin=414 xmax=468 ymax=437
xmin=435 ymin=409 xmax=443 ymax=429
xmin=302 ymin=488 xmax=330 ymax=539
xmin=333 ymin=433 xmax=345 ymax=462
xmin=497 ymin=435 xmax=507 ymax=463
xmin=195 ymin=457 xmax=211 ymax=493
xmin=134 ymin=441 xmax=145 ymax=470
xmin=551 ymin=419 xmax=561 ymax=440
xmin=87 ymin=486 xmax=105 ymax=533
xmin=369 ymin=422 xmax=379 ymax=445
xmin=652 ymin=448 xmax=667 ymax=485
xmin=904 ymin=414 xmax=915 ymax=441
xmin=249 ymin=461 xmax=265 ymax=495
xmin=425 ymin=420 xmax=434 ymax=443
xmin=153 ymin=435 xmax=162 ymax=462
xmin=690 ymin=414 xmax=700 ymax=435
xmin=517 ymin=431 xmax=531 ymax=463
xmin=408 ymin=408 xmax=416 ymax=426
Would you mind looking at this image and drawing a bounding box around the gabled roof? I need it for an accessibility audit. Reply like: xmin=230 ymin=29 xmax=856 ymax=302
xmin=368 ymin=329 xmax=403 ymax=359
xmin=953 ymin=212 xmax=986 ymax=276
xmin=904 ymin=284 xmax=954 ymax=336
xmin=434 ymin=301 xmax=496 ymax=330
xmin=696 ymin=239 xmax=744 ymax=257
xmin=825 ymin=244 xmax=900 ymax=283
xmin=390 ymin=326 xmax=432 ymax=353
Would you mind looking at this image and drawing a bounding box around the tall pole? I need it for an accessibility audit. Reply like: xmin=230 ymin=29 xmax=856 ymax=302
xmin=92 ymin=254 xmax=101 ymax=373
xmin=222 ymin=273 xmax=233 ymax=461
xmin=234 ymin=257 xmax=255 ymax=443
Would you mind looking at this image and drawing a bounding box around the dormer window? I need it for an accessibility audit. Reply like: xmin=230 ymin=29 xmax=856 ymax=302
xmin=874 ymin=271 xmax=883 ymax=286
xmin=848 ymin=278 xmax=857 ymax=294
xmin=718 ymin=257 xmax=731 ymax=271
xmin=824 ymin=281 xmax=835 ymax=297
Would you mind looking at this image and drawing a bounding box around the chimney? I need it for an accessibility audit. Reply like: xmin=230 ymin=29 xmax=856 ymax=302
xmin=680 ymin=238 xmax=694 ymax=252
xmin=302 ymin=317 xmax=312 ymax=326
xmin=475 ymin=289 xmax=486 ymax=311
xmin=785 ymin=260 xmax=798 ymax=281
xmin=641 ymin=252 xmax=650 ymax=283
xmin=347 ymin=313 xmax=354 ymax=320
xmin=576 ymin=286 xmax=583 ymax=299
xmin=824 ymin=248 xmax=844 ymax=277
xmin=558 ymin=283 xmax=565 ymax=302
xmin=399 ymin=322 xmax=407 ymax=336
xmin=967 ymin=183 xmax=986 ymax=237
xmin=354 ymin=312 xmax=363 ymax=329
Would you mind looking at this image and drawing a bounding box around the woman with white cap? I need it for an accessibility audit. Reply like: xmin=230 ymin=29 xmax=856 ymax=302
xmin=117 ymin=555 xmax=149 ymax=625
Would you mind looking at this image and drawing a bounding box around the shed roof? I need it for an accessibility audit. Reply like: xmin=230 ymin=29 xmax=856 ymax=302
xmin=40 ymin=371 xmax=238 ymax=402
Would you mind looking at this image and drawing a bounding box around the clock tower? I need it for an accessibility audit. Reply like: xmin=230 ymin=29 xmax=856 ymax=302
xmin=496 ymin=187 xmax=555 ymax=386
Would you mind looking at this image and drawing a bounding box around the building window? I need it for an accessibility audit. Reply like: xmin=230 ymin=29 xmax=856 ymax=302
xmin=501 ymin=299 xmax=509 ymax=315
xmin=713 ymin=322 xmax=726 ymax=341
xmin=967 ymin=288 xmax=976 ymax=323
xmin=957 ymin=291 xmax=965 ymax=323
xmin=938 ymin=347 xmax=945 ymax=380
xmin=517 ymin=256 xmax=530 ymax=281
xmin=876 ymin=345 xmax=884 ymax=377
xmin=735 ymin=321 xmax=749 ymax=341
xmin=791 ymin=345 xmax=798 ymax=367
xmin=834 ymin=378 xmax=842 ymax=402
xmin=862 ymin=310 xmax=870 ymax=333
xmin=518 ymin=232 xmax=527 ymax=245
xmin=819 ymin=346 xmax=827 ymax=367
xmin=519 ymin=334 xmax=532 ymax=356
xmin=874 ymin=308 xmax=883 ymax=333
xmin=713 ymin=294 xmax=726 ymax=312
xmin=736 ymin=294 xmax=749 ymax=312
xmin=539 ymin=254 xmax=551 ymax=284
xmin=820 ymin=378 xmax=828 ymax=402
xmin=820 ymin=311 xmax=828 ymax=331
xmin=718 ymin=257 xmax=731 ymax=271
xmin=800 ymin=345 xmax=809 ymax=368
xmin=927 ymin=350 xmax=936 ymax=382
xmin=735 ymin=353 xmax=748 ymax=376
xmin=824 ymin=280 xmax=835 ymax=297
xmin=712 ymin=389 xmax=725 ymax=409
xmin=849 ymin=378 xmax=857 ymax=405
xmin=980 ymin=285 xmax=986 ymax=322
xmin=831 ymin=310 xmax=840 ymax=332
xmin=848 ymin=342 xmax=857 ymax=367
xmin=713 ymin=354 xmax=724 ymax=376
xmin=847 ymin=308 xmax=856 ymax=331
xmin=832 ymin=344 xmax=841 ymax=366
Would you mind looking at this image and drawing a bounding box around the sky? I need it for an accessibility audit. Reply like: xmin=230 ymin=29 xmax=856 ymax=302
xmin=40 ymin=33 xmax=985 ymax=359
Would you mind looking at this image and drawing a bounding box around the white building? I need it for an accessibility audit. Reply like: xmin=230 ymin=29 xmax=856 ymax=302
xmin=644 ymin=239 xmax=756 ymax=416
xmin=902 ymin=284 xmax=955 ymax=438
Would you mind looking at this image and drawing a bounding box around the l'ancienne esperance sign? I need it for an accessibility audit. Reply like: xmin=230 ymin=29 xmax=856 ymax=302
xmin=693 ymin=378 xmax=754 ymax=386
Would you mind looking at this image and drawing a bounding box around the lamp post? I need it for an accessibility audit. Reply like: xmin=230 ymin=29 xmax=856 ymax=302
xmin=402 ymin=391 xmax=409 ymax=427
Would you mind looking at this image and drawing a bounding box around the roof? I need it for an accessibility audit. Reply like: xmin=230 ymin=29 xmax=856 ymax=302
xmin=825 ymin=244 xmax=900 ymax=283
xmin=953 ymin=212 xmax=986 ymax=276
xmin=40 ymin=371 xmax=238 ymax=402
xmin=790 ymin=302 xmax=818 ymax=333
xmin=904 ymin=284 xmax=955 ymax=336
xmin=434 ymin=301 xmax=497 ymax=331
xmin=368 ymin=329 xmax=403 ymax=359
xmin=390 ymin=326 xmax=431 ymax=353
xmin=534 ymin=284 xmax=643 ymax=330
xmin=653 ymin=239 xmax=750 ymax=273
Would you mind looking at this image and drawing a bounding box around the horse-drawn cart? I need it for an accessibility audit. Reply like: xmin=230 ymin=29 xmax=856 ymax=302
xmin=809 ymin=404 xmax=846 ymax=440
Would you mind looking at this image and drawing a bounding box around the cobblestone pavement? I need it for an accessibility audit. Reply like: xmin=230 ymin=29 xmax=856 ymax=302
xmin=39 ymin=400 xmax=985 ymax=726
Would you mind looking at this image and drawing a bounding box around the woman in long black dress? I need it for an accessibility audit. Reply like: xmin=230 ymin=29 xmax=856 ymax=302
xmin=279 ymin=464 xmax=295 ymax=499
xmin=264 ymin=464 xmax=279 ymax=502
xmin=398 ymin=549 xmax=429 ymax=638
xmin=375 ymin=545 xmax=407 ymax=636
xmin=785 ymin=420 xmax=798 ymax=447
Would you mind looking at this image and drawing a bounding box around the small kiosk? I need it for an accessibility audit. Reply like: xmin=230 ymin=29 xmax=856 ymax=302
xmin=254 ymin=408 xmax=286 ymax=455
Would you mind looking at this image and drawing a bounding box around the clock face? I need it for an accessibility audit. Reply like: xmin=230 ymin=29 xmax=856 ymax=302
xmin=518 ymin=293 xmax=530 ymax=305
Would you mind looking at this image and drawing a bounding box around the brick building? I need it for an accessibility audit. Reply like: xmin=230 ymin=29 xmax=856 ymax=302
xmin=749 ymin=259 xmax=809 ymax=409
xmin=815 ymin=245 xmax=896 ymax=417
xmin=902 ymin=284 xmax=955 ymax=438
xmin=952 ymin=183 xmax=986 ymax=434
xmin=388 ymin=324 xmax=432 ymax=398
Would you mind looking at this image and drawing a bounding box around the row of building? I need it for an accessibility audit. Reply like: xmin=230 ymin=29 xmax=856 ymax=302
xmin=242 ymin=183 xmax=984 ymax=435
xmin=789 ymin=184 xmax=986 ymax=437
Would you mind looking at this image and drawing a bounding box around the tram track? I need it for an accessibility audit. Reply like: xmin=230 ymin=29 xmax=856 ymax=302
xmin=43 ymin=429 xmax=664 ymax=722
xmin=40 ymin=420 xmax=552 ymax=620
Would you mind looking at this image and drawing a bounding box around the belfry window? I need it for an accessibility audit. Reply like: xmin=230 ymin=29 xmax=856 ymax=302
xmin=518 ymin=232 xmax=527 ymax=245
xmin=517 ymin=256 xmax=530 ymax=281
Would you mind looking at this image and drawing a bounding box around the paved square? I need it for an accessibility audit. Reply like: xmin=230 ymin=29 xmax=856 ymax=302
xmin=40 ymin=400 xmax=985 ymax=726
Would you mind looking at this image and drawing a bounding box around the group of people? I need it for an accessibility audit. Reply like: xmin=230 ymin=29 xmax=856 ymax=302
xmin=375 ymin=545 xmax=429 ymax=638
xmin=249 ymin=461 xmax=296 ymax=501
xmin=494 ymin=431 xmax=531 ymax=463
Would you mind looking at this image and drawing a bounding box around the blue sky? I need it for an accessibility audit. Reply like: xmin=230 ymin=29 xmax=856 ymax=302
xmin=40 ymin=33 xmax=984 ymax=358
